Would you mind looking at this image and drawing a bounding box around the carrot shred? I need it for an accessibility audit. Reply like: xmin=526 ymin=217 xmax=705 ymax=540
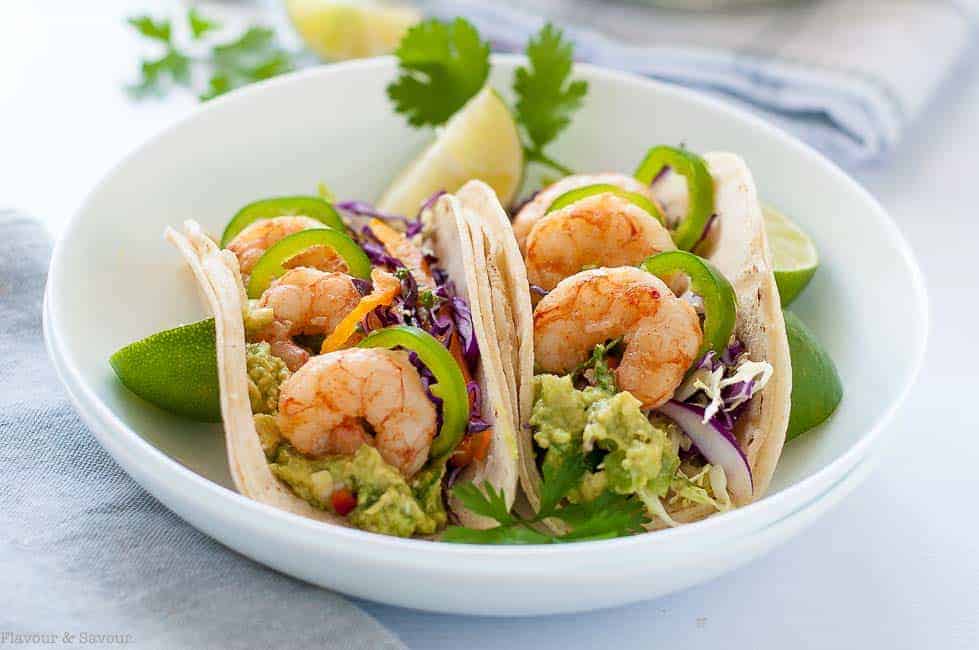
xmin=449 ymin=429 xmax=493 ymax=468
xmin=369 ymin=218 xmax=433 ymax=286
xmin=321 ymin=269 xmax=399 ymax=353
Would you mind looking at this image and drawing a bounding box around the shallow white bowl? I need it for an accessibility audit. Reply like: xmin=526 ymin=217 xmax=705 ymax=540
xmin=45 ymin=56 xmax=927 ymax=615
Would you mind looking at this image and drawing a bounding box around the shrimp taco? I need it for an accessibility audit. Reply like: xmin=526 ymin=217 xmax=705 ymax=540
xmin=474 ymin=146 xmax=791 ymax=531
xmin=164 ymin=190 xmax=519 ymax=538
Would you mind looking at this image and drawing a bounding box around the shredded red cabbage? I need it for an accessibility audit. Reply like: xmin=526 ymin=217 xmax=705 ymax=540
xmin=336 ymin=193 xmax=437 ymax=238
xmin=450 ymin=296 xmax=479 ymax=366
xmin=721 ymin=340 xmax=745 ymax=365
xmin=337 ymin=200 xmax=423 ymax=236
xmin=466 ymin=381 xmax=491 ymax=433
xmin=350 ymin=278 xmax=372 ymax=296
xmin=676 ymin=341 xmax=753 ymax=455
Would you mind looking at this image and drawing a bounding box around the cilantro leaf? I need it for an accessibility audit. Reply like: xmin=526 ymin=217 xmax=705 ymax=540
xmin=451 ymin=481 xmax=515 ymax=525
xmin=442 ymin=524 xmax=553 ymax=545
xmin=127 ymin=49 xmax=191 ymax=98
xmin=574 ymin=339 xmax=621 ymax=393
xmin=537 ymin=451 xmax=587 ymax=518
xmin=557 ymin=491 xmax=648 ymax=539
xmin=513 ymin=24 xmax=588 ymax=155
xmin=128 ymin=16 xmax=171 ymax=43
xmin=188 ymin=8 xmax=219 ymax=40
xmin=387 ymin=18 xmax=490 ymax=127
xmin=203 ymin=27 xmax=296 ymax=101
xmin=127 ymin=12 xmax=297 ymax=102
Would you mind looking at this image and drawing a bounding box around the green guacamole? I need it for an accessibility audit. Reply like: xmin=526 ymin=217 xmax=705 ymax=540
xmin=267 ymin=439 xmax=446 ymax=538
xmin=245 ymin=342 xmax=290 ymax=415
xmin=530 ymin=369 xmax=725 ymax=519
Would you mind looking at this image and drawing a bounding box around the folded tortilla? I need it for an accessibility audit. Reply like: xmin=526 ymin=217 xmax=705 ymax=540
xmin=467 ymin=153 xmax=792 ymax=526
xmin=165 ymin=193 xmax=521 ymax=533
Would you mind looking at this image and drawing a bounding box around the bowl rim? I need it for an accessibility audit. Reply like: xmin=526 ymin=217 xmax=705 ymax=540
xmin=44 ymin=55 xmax=929 ymax=562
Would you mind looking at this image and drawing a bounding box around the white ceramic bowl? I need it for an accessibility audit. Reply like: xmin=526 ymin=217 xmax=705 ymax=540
xmin=44 ymin=56 xmax=927 ymax=615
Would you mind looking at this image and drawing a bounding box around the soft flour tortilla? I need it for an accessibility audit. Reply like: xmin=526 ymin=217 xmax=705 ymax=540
xmin=454 ymin=181 xmax=542 ymax=513
xmin=166 ymin=203 xmax=521 ymax=532
xmin=166 ymin=221 xmax=341 ymax=524
xmin=426 ymin=192 xmax=520 ymax=527
xmin=498 ymin=153 xmax=791 ymax=525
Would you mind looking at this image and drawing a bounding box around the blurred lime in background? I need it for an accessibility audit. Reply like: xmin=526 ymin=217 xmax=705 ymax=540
xmin=285 ymin=0 xmax=421 ymax=61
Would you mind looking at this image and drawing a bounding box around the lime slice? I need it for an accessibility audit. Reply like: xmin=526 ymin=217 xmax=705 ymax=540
xmin=377 ymin=86 xmax=524 ymax=217
xmin=784 ymin=310 xmax=843 ymax=440
xmin=285 ymin=0 xmax=420 ymax=61
xmin=763 ymin=204 xmax=818 ymax=306
xmin=110 ymin=319 xmax=221 ymax=422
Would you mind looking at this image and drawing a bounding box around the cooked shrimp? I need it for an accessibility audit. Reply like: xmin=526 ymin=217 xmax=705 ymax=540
xmin=255 ymin=267 xmax=363 ymax=370
xmin=277 ymin=348 xmax=438 ymax=477
xmin=524 ymin=193 xmax=676 ymax=291
xmin=533 ymin=267 xmax=702 ymax=409
xmin=227 ymin=216 xmax=342 ymax=277
xmin=258 ymin=267 xmax=362 ymax=338
xmin=513 ymin=173 xmax=656 ymax=253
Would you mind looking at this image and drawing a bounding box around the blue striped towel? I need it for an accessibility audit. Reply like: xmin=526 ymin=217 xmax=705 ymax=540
xmin=427 ymin=0 xmax=977 ymax=165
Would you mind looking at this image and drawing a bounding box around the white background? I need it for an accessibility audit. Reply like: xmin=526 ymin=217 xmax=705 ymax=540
xmin=3 ymin=2 xmax=977 ymax=648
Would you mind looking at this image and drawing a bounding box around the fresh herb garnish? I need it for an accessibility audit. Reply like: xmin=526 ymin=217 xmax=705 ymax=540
xmin=573 ymin=338 xmax=621 ymax=393
xmin=127 ymin=10 xmax=299 ymax=101
xmin=388 ymin=19 xmax=588 ymax=177
xmin=513 ymin=24 xmax=588 ymax=176
xmin=387 ymin=18 xmax=491 ymax=127
xmin=443 ymin=452 xmax=647 ymax=544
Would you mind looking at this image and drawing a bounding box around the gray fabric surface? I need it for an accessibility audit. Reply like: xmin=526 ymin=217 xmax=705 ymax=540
xmin=0 ymin=212 xmax=406 ymax=649
xmin=428 ymin=0 xmax=977 ymax=164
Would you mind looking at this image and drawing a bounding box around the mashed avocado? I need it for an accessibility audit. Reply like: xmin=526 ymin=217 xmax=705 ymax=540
xmin=530 ymin=374 xmax=609 ymax=476
xmin=253 ymin=413 xmax=283 ymax=458
xmin=530 ymin=371 xmax=726 ymax=521
xmin=583 ymin=392 xmax=677 ymax=498
xmin=269 ymin=443 xmax=445 ymax=537
xmin=246 ymin=342 xmax=290 ymax=414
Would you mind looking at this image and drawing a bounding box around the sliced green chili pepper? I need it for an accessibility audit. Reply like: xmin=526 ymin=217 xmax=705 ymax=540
xmin=633 ymin=146 xmax=714 ymax=250
xmin=359 ymin=326 xmax=470 ymax=458
xmin=220 ymin=196 xmax=346 ymax=247
xmin=546 ymin=183 xmax=666 ymax=225
xmin=640 ymin=250 xmax=737 ymax=362
xmin=246 ymin=228 xmax=372 ymax=299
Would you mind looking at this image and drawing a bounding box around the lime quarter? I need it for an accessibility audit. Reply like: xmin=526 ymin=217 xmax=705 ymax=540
xmin=285 ymin=0 xmax=420 ymax=61
xmin=784 ymin=310 xmax=843 ymax=440
xmin=377 ymin=86 xmax=524 ymax=217
xmin=109 ymin=319 xmax=221 ymax=422
xmin=763 ymin=204 xmax=819 ymax=306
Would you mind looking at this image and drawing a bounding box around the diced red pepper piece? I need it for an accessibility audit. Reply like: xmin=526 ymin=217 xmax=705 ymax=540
xmin=331 ymin=488 xmax=357 ymax=516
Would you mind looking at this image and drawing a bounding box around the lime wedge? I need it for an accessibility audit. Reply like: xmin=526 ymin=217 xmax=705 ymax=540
xmin=110 ymin=319 xmax=221 ymax=422
xmin=377 ymin=86 xmax=524 ymax=217
xmin=285 ymin=0 xmax=420 ymax=61
xmin=763 ymin=204 xmax=818 ymax=306
xmin=784 ymin=310 xmax=843 ymax=440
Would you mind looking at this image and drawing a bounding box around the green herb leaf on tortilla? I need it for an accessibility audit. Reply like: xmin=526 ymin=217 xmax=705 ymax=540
xmin=450 ymin=481 xmax=515 ymax=526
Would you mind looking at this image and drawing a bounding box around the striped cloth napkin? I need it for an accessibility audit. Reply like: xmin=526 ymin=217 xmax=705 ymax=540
xmin=0 ymin=212 xmax=405 ymax=650
xmin=428 ymin=0 xmax=977 ymax=164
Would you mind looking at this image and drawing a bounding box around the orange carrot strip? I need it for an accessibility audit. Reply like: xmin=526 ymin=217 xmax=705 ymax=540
xmin=321 ymin=270 xmax=399 ymax=353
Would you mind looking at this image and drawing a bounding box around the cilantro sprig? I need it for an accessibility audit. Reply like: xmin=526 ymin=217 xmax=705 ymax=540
xmin=442 ymin=452 xmax=648 ymax=545
xmin=127 ymin=10 xmax=298 ymax=101
xmin=513 ymin=24 xmax=588 ymax=176
xmin=387 ymin=18 xmax=491 ymax=127
xmin=388 ymin=19 xmax=588 ymax=177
